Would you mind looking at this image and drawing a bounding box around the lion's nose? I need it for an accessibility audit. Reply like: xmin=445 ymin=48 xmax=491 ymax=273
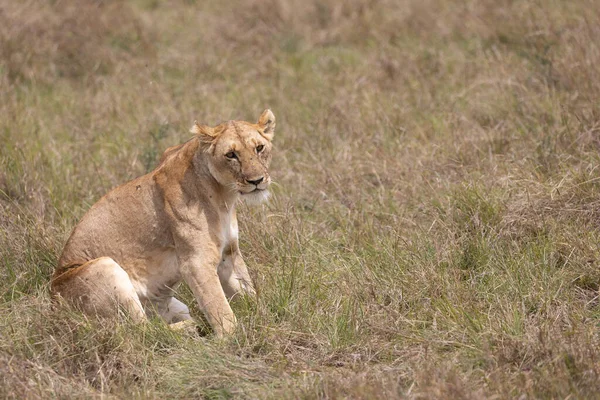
xmin=246 ymin=177 xmax=264 ymax=186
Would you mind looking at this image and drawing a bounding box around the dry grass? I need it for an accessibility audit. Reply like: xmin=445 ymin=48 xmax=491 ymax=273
xmin=2 ymin=0 xmax=600 ymax=398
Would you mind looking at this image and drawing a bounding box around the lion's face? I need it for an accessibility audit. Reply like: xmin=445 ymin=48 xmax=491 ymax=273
xmin=193 ymin=110 xmax=276 ymax=204
xmin=210 ymin=121 xmax=273 ymax=203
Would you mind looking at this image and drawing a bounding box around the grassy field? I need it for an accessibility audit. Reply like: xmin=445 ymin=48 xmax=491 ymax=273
xmin=1 ymin=0 xmax=600 ymax=398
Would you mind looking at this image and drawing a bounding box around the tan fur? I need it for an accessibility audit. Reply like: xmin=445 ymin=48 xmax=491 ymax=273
xmin=51 ymin=110 xmax=276 ymax=337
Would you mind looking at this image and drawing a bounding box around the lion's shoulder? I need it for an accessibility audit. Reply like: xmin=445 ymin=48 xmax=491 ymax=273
xmin=152 ymin=138 xmax=199 ymax=185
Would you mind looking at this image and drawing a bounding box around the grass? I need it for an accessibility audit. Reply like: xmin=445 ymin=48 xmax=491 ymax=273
xmin=2 ymin=0 xmax=600 ymax=397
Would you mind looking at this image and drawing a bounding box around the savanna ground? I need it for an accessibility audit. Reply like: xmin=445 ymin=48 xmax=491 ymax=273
xmin=1 ymin=0 xmax=600 ymax=398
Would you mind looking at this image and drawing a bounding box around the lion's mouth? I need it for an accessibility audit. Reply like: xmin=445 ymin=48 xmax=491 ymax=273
xmin=239 ymin=187 xmax=270 ymax=205
xmin=241 ymin=187 xmax=265 ymax=195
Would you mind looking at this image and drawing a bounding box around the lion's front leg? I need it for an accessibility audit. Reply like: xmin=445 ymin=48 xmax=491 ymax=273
xmin=218 ymin=247 xmax=255 ymax=301
xmin=177 ymin=249 xmax=236 ymax=337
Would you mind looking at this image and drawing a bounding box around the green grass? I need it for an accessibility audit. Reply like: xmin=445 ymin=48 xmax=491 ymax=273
xmin=2 ymin=0 xmax=600 ymax=397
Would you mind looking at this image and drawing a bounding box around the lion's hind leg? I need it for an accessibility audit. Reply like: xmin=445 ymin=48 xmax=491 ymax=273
xmin=162 ymin=298 xmax=198 ymax=335
xmin=162 ymin=297 xmax=192 ymax=324
xmin=51 ymin=257 xmax=146 ymax=322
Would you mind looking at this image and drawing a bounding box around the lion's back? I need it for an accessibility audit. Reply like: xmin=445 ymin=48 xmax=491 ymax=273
xmin=57 ymin=174 xmax=168 ymax=269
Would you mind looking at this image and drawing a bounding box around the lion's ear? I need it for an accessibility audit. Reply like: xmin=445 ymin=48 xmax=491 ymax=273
xmin=257 ymin=109 xmax=276 ymax=141
xmin=191 ymin=121 xmax=217 ymax=145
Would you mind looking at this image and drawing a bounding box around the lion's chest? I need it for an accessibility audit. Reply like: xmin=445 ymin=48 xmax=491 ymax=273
xmin=219 ymin=209 xmax=238 ymax=255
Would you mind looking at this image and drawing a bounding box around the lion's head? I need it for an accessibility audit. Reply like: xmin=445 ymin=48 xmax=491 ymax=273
xmin=192 ymin=109 xmax=276 ymax=204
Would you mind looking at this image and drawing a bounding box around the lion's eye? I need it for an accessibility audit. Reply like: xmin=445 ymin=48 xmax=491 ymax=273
xmin=256 ymin=145 xmax=264 ymax=154
xmin=225 ymin=151 xmax=237 ymax=160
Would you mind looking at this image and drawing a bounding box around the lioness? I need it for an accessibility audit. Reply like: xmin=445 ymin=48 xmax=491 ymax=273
xmin=51 ymin=110 xmax=276 ymax=337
